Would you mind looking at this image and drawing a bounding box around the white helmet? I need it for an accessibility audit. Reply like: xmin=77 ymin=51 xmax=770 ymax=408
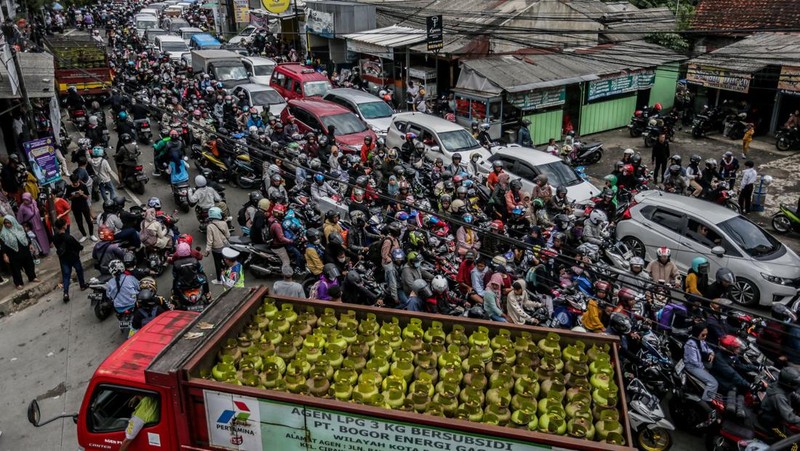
xmin=195 ymin=175 xmax=207 ymax=187
xmin=589 ymin=209 xmax=607 ymax=225
xmin=623 ymin=148 xmax=635 ymax=156
xmin=109 ymin=259 xmax=125 ymax=276
xmin=480 ymin=123 xmax=491 ymax=131
xmin=431 ymin=275 xmax=448 ymax=294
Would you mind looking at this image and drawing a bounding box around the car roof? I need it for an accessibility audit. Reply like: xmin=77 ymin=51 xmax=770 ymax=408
xmin=236 ymin=83 xmax=278 ymax=93
xmin=274 ymin=62 xmax=328 ymax=80
xmin=135 ymin=13 xmax=158 ymax=19
xmin=391 ymin=112 xmax=465 ymax=132
xmin=288 ymin=98 xmax=351 ymax=117
xmin=191 ymin=33 xmax=220 ymax=43
xmin=243 ymin=56 xmax=277 ymax=66
xmin=157 ymin=35 xmax=185 ymax=42
xmin=325 ymin=88 xmax=384 ymax=104
xmin=634 ymin=190 xmax=739 ymax=223
xmin=491 ymin=145 xmax=563 ymax=164
xmin=179 ymin=27 xmax=203 ymax=32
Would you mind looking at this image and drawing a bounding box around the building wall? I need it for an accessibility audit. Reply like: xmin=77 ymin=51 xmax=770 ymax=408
xmin=649 ymin=63 xmax=679 ymax=110
xmin=524 ymin=109 xmax=563 ymax=146
xmin=580 ymin=94 xmax=637 ymax=135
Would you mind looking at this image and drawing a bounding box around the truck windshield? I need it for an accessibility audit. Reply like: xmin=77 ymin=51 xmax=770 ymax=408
xmin=322 ymin=113 xmax=367 ymax=135
xmin=162 ymin=42 xmax=188 ymax=52
xmin=303 ymin=81 xmax=331 ymax=97
xmin=215 ymin=65 xmax=248 ymax=81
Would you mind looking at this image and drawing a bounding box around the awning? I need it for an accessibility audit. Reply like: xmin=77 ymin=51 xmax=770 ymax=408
xmin=0 ymin=52 xmax=55 ymax=99
xmin=344 ymin=25 xmax=426 ymax=59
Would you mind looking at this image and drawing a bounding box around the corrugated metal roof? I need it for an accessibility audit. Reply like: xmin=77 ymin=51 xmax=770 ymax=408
xmin=344 ymin=25 xmax=427 ymax=48
xmin=458 ymin=40 xmax=685 ymax=92
xmin=0 ymin=52 xmax=55 ymax=99
xmin=689 ymin=33 xmax=800 ymax=73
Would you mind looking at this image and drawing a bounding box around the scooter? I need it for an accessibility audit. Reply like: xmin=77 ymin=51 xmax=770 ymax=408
xmin=627 ymin=378 xmax=675 ymax=451
xmin=68 ymin=108 xmax=88 ymax=131
xmin=172 ymin=285 xmax=209 ymax=312
xmin=134 ymin=118 xmax=152 ymax=145
xmin=771 ymin=203 xmax=800 ymax=234
xmin=87 ymin=274 xmax=113 ymax=320
xmin=172 ymin=181 xmax=191 ymax=213
xmin=228 ymin=235 xmax=284 ymax=278
xmin=563 ymin=139 xmax=603 ymax=166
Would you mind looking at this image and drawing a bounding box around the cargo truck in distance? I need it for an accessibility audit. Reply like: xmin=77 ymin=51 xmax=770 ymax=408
xmin=28 ymin=287 xmax=635 ymax=451
xmin=44 ymin=32 xmax=112 ymax=96
xmin=191 ymin=50 xmax=248 ymax=89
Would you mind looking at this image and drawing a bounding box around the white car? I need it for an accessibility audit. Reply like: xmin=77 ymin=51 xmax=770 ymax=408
xmin=228 ymin=25 xmax=261 ymax=46
xmin=478 ymin=145 xmax=600 ymax=204
xmin=232 ymin=84 xmax=287 ymax=117
xmin=241 ymin=56 xmax=277 ymax=86
xmin=616 ymin=190 xmax=800 ymax=306
xmin=323 ymin=88 xmax=394 ymax=136
xmin=385 ymin=112 xmax=491 ymax=165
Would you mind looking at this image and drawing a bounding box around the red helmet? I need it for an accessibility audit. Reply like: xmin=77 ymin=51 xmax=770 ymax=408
xmin=273 ymin=204 xmax=286 ymax=215
xmin=178 ymin=233 xmax=193 ymax=246
xmin=490 ymin=219 xmax=505 ymax=233
xmin=719 ymin=335 xmax=743 ymax=352
xmin=594 ymin=280 xmax=611 ymax=295
xmin=656 ymin=246 xmax=671 ymax=258
xmin=654 ymin=102 xmax=663 ymax=111
xmin=169 ymin=129 xmax=180 ymax=138
xmin=617 ymin=287 xmax=638 ymax=304
xmin=623 ymin=164 xmax=634 ymax=175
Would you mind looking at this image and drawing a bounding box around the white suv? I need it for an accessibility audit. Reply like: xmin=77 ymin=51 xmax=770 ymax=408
xmin=385 ymin=112 xmax=491 ymax=165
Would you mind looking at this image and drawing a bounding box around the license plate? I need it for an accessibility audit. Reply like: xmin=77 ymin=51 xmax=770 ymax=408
xmin=136 ymin=174 xmax=149 ymax=181
xmin=118 ymin=320 xmax=131 ymax=329
xmin=187 ymin=304 xmax=205 ymax=312
xmin=141 ymin=128 xmax=150 ymax=132
xmin=675 ymin=359 xmax=685 ymax=374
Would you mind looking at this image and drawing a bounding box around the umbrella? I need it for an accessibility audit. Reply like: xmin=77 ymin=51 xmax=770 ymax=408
xmin=52 ymin=3 xmax=63 ymax=10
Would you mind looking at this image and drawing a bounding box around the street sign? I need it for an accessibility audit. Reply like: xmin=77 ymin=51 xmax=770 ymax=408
xmin=262 ymin=0 xmax=290 ymax=14
xmin=427 ymin=15 xmax=443 ymax=51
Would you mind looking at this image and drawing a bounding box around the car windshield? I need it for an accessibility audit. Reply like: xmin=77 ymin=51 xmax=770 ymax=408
xmin=438 ymin=129 xmax=480 ymax=152
xmin=251 ymin=90 xmax=284 ymax=105
xmin=215 ymin=65 xmax=248 ymax=81
xmin=253 ymin=65 xmax=274 ymax=76
xmin=358 ymin=101 xmax=393 ymax=119
xmin=716 ymin=216 xmax=781 ymax=257
xmin=137 ymin=20 xmax=157 ymax=29
xmin=241 ymin=27 xmax=256 ymax=36
xmin=162 ymin=42 xmax=188 ymax=52
xmin=303 ymin=81 xmax=331 ymax=97
xmin=321 ymin=113 xmax=367 ymax=135
xmin=536 ymin=161 xmax=583 ymax=187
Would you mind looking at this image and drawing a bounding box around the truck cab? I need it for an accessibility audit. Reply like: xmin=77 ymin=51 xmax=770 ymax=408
xmin=74 ymin=312 xmax=194 ymax=450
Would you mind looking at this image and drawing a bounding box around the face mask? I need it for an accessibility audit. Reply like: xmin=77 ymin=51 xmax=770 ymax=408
xmin=337 ymin=257 xmax=346 ymax=263
xmin=413 ymin=262 xmax=421 ymax=268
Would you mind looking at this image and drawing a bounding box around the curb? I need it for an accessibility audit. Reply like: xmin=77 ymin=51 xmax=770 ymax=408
xmin=0 ymin=251 xmax=94 ymax=317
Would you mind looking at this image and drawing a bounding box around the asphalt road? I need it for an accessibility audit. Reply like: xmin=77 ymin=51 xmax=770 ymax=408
xmin=2 ymin=121 xmax=796 ymax=449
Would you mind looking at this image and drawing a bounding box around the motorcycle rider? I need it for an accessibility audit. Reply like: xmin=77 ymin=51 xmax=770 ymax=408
xmin=268 ymin=204 xmax=300 ymax=271
xmin=646 ymin=246 xmax=680 ymax=288
xmin=65 ymin=86 xmax=86 ymax=111
xmin=686 ymin=154 xmax=703 ymax=197
xmin=97 ymin=199 xmax=123 ymax=233
xmin=683 ymin=324 xmax=719 ymax=428
xmin=311 ymin=173 xmax=338 ymax=201
xmin=115 ymin=111 xmax=137 ymax=151
xmin=314 ymin=263 xmax=340 ymax=301
xmin=760 ymin=367 xmax=800 ymax=429
xmin=85 ymin=116 xmax=105 ymax=146
xmin=583 ymin=280 xmax=613 ymax=333
xmin=477 ymin=123 xmax=492 ymax=149
xmin=582 ymin=209 xmax=608 ymax=246
xmin=92 ymin=226 xmax=125 ymax=274
xmin=686 ymin=256 xmax=711 ymax=301
xmin=719 ymin=151 xmax=739 ymax=188
xmin=114 ymin=133 xmax=140 ymax=188
xmin=547 ymin=185 xmax=571 ymax=216
xmin=266 ymin=174 xmax=288 ymax=204
xmin=347 ymin=210 xmax=379 ymax=260
xmin=486 ymin=161 xmax=505 ymax=191
xmin=445 ymin=153 xmax=466 ymax=176
xmin=342 ymin=270 xmax=381 ymax=306
xmin=106 ymin=259 xmax=140 ymax=313
xmin=662 ymin=164 xmax=688 ymax=194
xmin=707 ymin=267 xmax=735 ymax=301
xmin=188 ymin=175 xmax=221 ymax=216
xmin=616 ymin=256 xmax=651 ymax=292
xmin=249 ymin=199 xmax=271 ymax=245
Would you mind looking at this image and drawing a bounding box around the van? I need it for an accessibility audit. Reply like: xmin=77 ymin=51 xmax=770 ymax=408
xmin=148 ymin=2 xmax=168 ymax=11
xmin=155 ymin=35 xmax=190 ymax=62
xmin=269 ymin=62 xmax=332 ymax=101
xmin=385 ymin=112 xmax=491 ymax=165
xmin=241 ymin=56 xmax=276 ymax=85
xmin=189 ymin=33 xmax=222 ymax=50
xmin=164 ymin=17 xmax=190 ymax=33
xmin=163 ymin=5 xmax=183 ymax=17
xmin=179 ymin=26 xmax=203 ymax=44
xmin=144 ymin=28 xmax=169 ymax=42
xmin=139 ymin=8 xmax=160 ymax=17
xmin=134 ymin=14 xmax=159 ymax=38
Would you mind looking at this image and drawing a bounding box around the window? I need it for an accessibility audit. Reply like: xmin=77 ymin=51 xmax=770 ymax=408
xmin=242 ymin=61 xmax=252 ymax=74
xmin=535 ymin=162 xmax=583 ymax=188
xmin=291 ymin=109 xmax=312 ymax=127
xmin=717 ymin=216 xmax=780 ymax=257
xmin=294 ymin=82 xmax=302 ymax=95
xmin=358 ymin=101 xmax=393 ymax=119
xmin=303 ymin=81 xmax=332 ymax=97
xmin=393 ymin=121 xmax=407 ymax=132
xmin=651 ymin=208 xmax=684 ymax=233
xmin=512 ymin=161 xmax=536 ymax=181
xmin=685 ymin=219 xmax=721 ymax=248
xmin=282 ymin=77 xmax=293 ymax=92
xmin=321 ymin=113 xmax=367 ymax=135
xmin=272 ymin=72 xmax=286 ymax=86
xmin=88 ymin=386 xmax=161 ymax=433
xmin=250 ymin=90 xmax=284 ymax=106
xmin=253 ymin=65 xmax=274 ymax=76
xmin=437 ymin=129 xmax=480 ymax=152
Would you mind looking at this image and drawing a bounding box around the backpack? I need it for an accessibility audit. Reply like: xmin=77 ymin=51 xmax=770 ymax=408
xmin=308 ymin=279 xmax=322 ymax=300
xmin=237 ymin=205 xmax=248 ymax=226
xmin=140 ymin=225 xmax=159 ymax=247
xmin=367 ymin=236 xmax=392 ymax=265
xmin=139 ymin=305 xmax=161 ymax=328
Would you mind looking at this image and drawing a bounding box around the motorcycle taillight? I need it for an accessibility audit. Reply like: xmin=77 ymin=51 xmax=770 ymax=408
xmin=135 ymin=165 xmax=143 ymax=171
xmin=142 ymin=122 xmax=149 ymax=127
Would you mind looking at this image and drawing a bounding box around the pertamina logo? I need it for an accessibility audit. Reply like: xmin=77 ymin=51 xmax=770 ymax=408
xmin=215 ymin=400 xmax=256 ymax=444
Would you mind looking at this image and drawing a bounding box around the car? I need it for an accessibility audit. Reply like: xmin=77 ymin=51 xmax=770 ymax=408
xmin=282 ymin=99 xmax=377 ymax=153
xmin=615 ymin=190 xmax=800 ymax=307
xmin=385 ymin=112 xmax=491 ymax=165
xmin=323 ymin=88 xmax=394 ymax=136
xmin=477 ymin=145 xmax=600 ymax=205
xmin=154 ymin=35 xmax=189 ymax=62
xmin=270 ymin=63 xmax=332 ymax=101
xmin=134 ymin=14 xmax=159 ymax=38
xmin=241 ymin=56 xmax=277 ymax=85
xmin=178 ymin=26 xmax=204 ymax=44
xmin=228 ymin=25 xmax=261 ymax=46
xmin=232 ymin=84 xmax=286 ymax=117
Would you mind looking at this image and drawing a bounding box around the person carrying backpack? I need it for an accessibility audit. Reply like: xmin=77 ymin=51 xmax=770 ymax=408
xmin=129 ymin=280 xmax=170 ymax=337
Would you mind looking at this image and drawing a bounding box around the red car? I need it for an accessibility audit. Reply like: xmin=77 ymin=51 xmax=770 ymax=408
xmin=281 ymin=99 xmax=378 ymax=153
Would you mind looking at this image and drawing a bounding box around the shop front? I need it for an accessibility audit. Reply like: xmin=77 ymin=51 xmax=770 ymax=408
xmin=580 ymin=70 xmax=656 ymax=136
xmin=451 ymin=89 xmax=503 ymax=140
xmin=507 ymin=87 xmax=566 ymax=146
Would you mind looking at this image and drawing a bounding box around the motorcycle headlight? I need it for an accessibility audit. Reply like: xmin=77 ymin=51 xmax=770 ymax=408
xmin=761 ymin=272 xmax=794 ymax=285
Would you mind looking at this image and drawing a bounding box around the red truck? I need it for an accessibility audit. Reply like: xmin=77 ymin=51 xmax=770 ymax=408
xmin=44 ymin=32 xmax=112 ymax=96
xmin=28 ymin=287 xmax=634 ymax=451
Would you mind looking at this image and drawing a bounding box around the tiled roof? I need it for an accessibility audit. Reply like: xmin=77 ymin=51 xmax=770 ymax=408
xmin=692 ymin=0 xmax=800 ymax=32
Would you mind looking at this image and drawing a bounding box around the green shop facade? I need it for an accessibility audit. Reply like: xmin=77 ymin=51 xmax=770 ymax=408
xmin=455 ymin=54 xmax=682 ymax=145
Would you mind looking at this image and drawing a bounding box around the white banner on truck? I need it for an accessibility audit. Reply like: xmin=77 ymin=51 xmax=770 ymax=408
xmin=205 ymin=390 xmax=263 ymax=450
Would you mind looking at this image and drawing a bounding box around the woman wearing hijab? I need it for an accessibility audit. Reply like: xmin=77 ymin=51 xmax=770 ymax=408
xmin=140 ymin=208 xmax=171 ymax=250
xmin=17 ymin=192 xmax=49 ymax=257
xmin=483 ymin=272 xmax=509 ymax=322
xmin=0 ymin=215 xmax=39 ymax=289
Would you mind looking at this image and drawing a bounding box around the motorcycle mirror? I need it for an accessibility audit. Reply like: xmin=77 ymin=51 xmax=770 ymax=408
xmin=429 ymin=146 xmax=440 ymax=153
xmin=711 ymin=246 xmax=725 ymax=257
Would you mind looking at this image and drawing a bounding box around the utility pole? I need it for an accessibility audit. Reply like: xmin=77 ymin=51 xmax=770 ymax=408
xmin=11 ymin=46 xmax=34 ymax=132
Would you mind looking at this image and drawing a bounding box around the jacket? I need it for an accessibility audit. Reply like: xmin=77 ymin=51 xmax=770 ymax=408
xmin=305 ymin=243 xmax=325 ymax=276
xmin=506 ymin=279 xmax=538 ymax=325
xmin=268 ymin=216 xmax=292 ymax=248
xmin=455 ymin=225 xmax=480 ymax=255
xmin=710 ymin=351 xmax=757 ymax=394
xmin=89 ymin=157 xmax=114 ymax=183
xmin=761 ymin=384 xmax=800 ymax=426
xmin=684 ymin=337 xmax=711 ymax=370
xmin=106 ymin=273 xmax=140 ymax=310
xmin=188 ymin=186 xmax=221 ymax=209
xmin=205 ymin=220 xmax=230 ymax=253
xmin=400 ymin=264 xmax=434 ymax=295
xmin=582 ymin=299 xmax=607 ymax=333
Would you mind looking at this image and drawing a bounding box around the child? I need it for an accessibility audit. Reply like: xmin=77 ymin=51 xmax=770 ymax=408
xmin=24 ymin=223 xmax=42 ymax=264
xmin=742 ymin=123 xmax=754 ymax=159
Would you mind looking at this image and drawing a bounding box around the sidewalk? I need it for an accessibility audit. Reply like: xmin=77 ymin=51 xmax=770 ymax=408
xmin=701 ymin=131 xmax=777 ymax=156
xmin=0 ymin=247 xmax=94 ymax=317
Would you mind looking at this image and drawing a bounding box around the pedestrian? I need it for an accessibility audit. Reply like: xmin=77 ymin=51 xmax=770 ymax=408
xmin=739 ymin=160 xmax=757 ymax=214
xmin=53 ymin=217 xmax=87 ymax=303
xmin=742 ymin=123 xmax=754 ymax=159
xmin=271 ymin=265 xmax=306 ymax=298
xmin=651 ymin=133 xmax=670 ymax=184
xmin=221 ymin=247 xmax=244 ymax=288
xmin=54 ymin=192 xmax=71 ymax=234
xmin=16 ymin=192 xmax=50 ymax=257
xmin=88 ymin=146 xmax=117 ymax=203
xmin=0 ymin=215 xmax=39 ymax=289
xmin=204 ymin=207 xmax=230 ymax=282
xmin=65 ymin=174 xmax=96 ymax=242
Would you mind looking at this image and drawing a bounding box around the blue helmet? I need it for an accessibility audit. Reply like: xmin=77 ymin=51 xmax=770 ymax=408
xmin=91 ymin=146 xmax=104 ymax=157
xmin=396 ymin=211 xmax=409 ymax=221
xmin=463 ymin=213 xmax=473 ymax=224
xmin=118 ymin=111 xmax=128 ymax=120
xmin=391 ymin=248 xmax=406 ymax=262
xmin=314 ymin=174 xmax=324 ymax=183
xmin=208 ymin=207 xmax=223 ymax=220
xmin=691 ymin=256 xmax=709 ymax=274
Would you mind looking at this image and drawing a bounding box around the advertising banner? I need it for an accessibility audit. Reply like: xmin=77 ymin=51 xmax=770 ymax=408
xmin=779 ymin=66 xmax=800 ymax=94
xmin=205 ymin=391 xmax=554 ymax=451
xmin=686 ymin=63 xmax=751 ymax=93
xmin=22 ymin=136 xmax=60 ymax=186
xmin=506 ymin=87 xmax=565 ymax=111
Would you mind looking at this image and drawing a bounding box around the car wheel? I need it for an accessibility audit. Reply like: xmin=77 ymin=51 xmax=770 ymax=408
xmin=730 ymin=277 xmax=760 ymax=306
xmin=621 ymin=236 xmax=646 ymax=259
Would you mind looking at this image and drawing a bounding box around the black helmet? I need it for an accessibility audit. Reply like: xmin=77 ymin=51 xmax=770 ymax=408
xmin=609 ymin=312 xmax=633 ymax=335
xmin=102 ymin=199 xmax=116 ymax=213
xmin=411 ymin=279 xmax=432 ymax=299
xmin=355 ymin=175 xmax=369 ymax=187
xmin=393 ymin=165 xmax=405 ymax=177
xmin=346 ymin=270 xmax=362 ymax=285
xmin=779 ymin=366 xmax=800 ymax=390
xmin=631 ymin=154 xmax=642 ymax=165
xmin=323 ymin=263 xmax=340 ymax=280
xmin=123 ymin=250 xmax=137 ymax=268
xmin=350 ymin=210 xmax=366 ymax=225
xmin=443 ymin=180 xmax=455 ymax=191
xmin=249 ymin=191 xmax=263 ymax=205
xmin=553 ymin=214 xmax=570 ymax=229
xmin=602 ymin=188 xmax=614 ymax=198
xmin=556 ymin=185 xmax=567 ymax=195
xmin=716 ymin=268 xmax=735 ymax=285
xmin=120 ymin=133 xmax=132 ymax=143
xmin=325 ymin=210 xmax=339 ymax=222
xmin=510 ymin=179 xmax=522 ymax=191
xmin=137 ymin=288 xmax=157 ymax=307
xmin=328 ymin=232 xmax=344 ymax=245
xmin=387 ymin=221 xmax=402 ymax=237
xmin=306 ymin=228 xmax=321 ymax=242
xmin=670 ymin=154 xmax=682 ymax=164
xmin=690 ymin=154 xmax=702 ymax=164
xmin=669 ymin=164 xmax=681 ymax=175
xmin=114 ymin=196 xmax=127 ymax=208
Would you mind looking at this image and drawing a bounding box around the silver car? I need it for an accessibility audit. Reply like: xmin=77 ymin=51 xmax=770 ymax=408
xmin=616 ymin=190 xmax=800 ymax=306
xmin=323 ymin=88 xmax=394 ymax=136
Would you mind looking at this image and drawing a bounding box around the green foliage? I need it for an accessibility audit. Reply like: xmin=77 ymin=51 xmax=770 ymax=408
xmin=645 ymin=32 xmax=690 ymax=53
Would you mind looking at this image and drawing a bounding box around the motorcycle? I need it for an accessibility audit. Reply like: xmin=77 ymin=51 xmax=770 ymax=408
xmin=68 ymin=108 xmax=88 ymax=131
xmin=627 ymin=378 xmax=675 ymax=451
xmin=775 ymin=127 xmax=800 ymax=151
xmin=172 ymin=285 xmax=209 ymax=312
xmin=723 ymin=112 xmax=749 ymax=140
xmin=228 ymin=235 xmax=285 ymax=278
xmin=629 ymin=108 xmax=655 ymax=137
xmin=172 ymin=181 xmax=191 ymax=213
xmin=562 ymin=139 xmax=603 ymax=166
xmin=642 ymin=114 xmax=677 ymax=147
xmin=771 ymin=203 xmax=800 ymax=234
xmin=134 ymin=118 xmax=153 ymax=145
xmin=87 ymin=274 xmax=113 ymax=320
xmin=143 ymin=246 xmax=169 ymax=277
xmin=692 ymin=105 xmax=726 ymax=138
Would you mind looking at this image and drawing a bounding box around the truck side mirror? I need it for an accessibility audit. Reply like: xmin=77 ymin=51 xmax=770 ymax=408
xmin=711 ymin=246 xmax=725 ymax=257
xmin=26 ymin=399 xmax=78 ymax=428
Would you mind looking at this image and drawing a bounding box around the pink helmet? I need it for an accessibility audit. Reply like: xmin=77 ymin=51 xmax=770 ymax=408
xmin=175 ymin=242 xmax=191 ymax=258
